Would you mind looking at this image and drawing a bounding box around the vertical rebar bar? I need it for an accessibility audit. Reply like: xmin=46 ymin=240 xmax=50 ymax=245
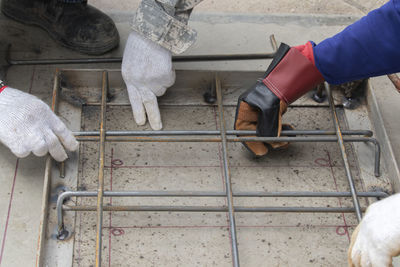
xmin=59 ymin=161 xmax=66 ymax=178
xmin=52 ymin=67 xmax=66 ymax=178
xmin=36 ymin=69 xmax=61 ymax=266
xmin=95 ymin=71 xmax=108 ymax=267
xmin=326 ymin=82 xmax=362 ymax=221
xmin=215 ymin=75 xmax=240 ymax=266
xmin=270 ymin=34 xmax=278 ymax=52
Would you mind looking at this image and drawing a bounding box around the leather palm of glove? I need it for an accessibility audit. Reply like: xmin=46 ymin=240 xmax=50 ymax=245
xmin=122 ymin=31 xmax=175 ymax=130
xmin=348 ymin=193 xmax=400 ymax=267
xmin=234 ymin=42 xmax=324 ymax=156
xmin=0 ymin=85 xmax=78 ymax=162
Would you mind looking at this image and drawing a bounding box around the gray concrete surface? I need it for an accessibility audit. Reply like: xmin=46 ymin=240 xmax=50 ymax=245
xmin=91 ymin=0 xmax=387 ymax=15
xmin=0 ymin=0 xmax=399 ymax=266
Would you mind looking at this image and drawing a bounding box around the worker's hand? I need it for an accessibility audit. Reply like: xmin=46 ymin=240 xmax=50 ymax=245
xmin=348 ymin=193 xmax=400 ymax=267
xmin=122 ymin=31 xmax=175 ymax=130
xmin=234 ymin=89 xmax=290 ymax=157
xmin=234 ymin=42 xmax=323 ymax=157
xmin=0 ymin=86 xmax=79 ymax=162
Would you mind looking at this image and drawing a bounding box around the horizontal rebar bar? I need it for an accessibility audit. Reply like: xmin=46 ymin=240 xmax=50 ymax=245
xmin=63 ymin=205 xmax=366 ymax=213
xmin=56 ymin=190 xmax=386 ymax=235
xmin=7 ymin=53 xmax=276 ymax=66
xmin=58 ymin=190 xmax=388 ymax=199
xmin=73 ymin=129 xmax=373 ymax=137
xmin=72 ymin=134 xmax=381 ymax=176
xmin=74 ymin=135 xmax=376 ymax=143
xmin=82 ymin=102 xmax=339 ymax=108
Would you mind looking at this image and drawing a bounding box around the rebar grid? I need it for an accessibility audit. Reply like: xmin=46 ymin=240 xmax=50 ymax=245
xmin=48 ymin=68 xmax=390 ymax=267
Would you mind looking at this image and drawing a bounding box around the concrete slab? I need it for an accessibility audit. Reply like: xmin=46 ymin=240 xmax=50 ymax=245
xmin=0 ymin=156 xmax=45 ymax=266
xmin=106 ymin=227 xmax=232 ymax=266
xmin=237 ymin=226 xmax=351 ymax=266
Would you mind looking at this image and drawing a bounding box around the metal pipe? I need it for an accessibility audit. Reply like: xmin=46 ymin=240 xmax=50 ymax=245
xmin=63 ymin=205 xmax=366 ymax=213
xmin=215 ymin=75 xmax=240 ymax=266
xmin=95 ymin=71 xmax=108 ymax=267
xmin=326 ymin=83 xmax=362 ymax=221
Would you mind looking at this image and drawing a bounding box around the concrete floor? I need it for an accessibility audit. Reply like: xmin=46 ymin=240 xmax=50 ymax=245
xmin=91 ymin=0 xmax=387 ymax=15
xmin=0 ymin=1 xmax=399 ymax=266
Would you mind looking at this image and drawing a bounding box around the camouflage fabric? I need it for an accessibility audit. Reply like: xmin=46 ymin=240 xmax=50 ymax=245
xmin=131 ymin=0 xmax=204 ymax=54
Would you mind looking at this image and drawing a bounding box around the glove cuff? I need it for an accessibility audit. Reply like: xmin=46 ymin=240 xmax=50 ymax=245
xmin=262 ymin=42 xmax=324 ymax=104
xmin=294 ymin=41 xmax=316 ymax=64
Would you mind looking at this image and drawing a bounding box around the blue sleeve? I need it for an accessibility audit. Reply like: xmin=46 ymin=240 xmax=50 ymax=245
xmin=313 ymin=0 xmax=400 ymax=85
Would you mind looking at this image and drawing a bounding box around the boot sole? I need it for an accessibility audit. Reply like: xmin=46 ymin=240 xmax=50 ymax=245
xmin=1 ymin=4 xmax=119 ymax=55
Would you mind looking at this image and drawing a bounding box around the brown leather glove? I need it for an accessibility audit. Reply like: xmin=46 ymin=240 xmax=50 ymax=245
xmin=235 ymin=101 xmax=290 ymax=156
xmin=234 ymin=42 xmax=324 ymax=156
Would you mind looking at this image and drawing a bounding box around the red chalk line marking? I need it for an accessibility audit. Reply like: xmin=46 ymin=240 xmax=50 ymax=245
xmin=110 ymin=228 xmax=125 ymax=237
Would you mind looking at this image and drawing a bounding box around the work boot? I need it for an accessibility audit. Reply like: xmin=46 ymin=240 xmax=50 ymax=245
xmin=1 ymin=0 xmax=119 ymax=55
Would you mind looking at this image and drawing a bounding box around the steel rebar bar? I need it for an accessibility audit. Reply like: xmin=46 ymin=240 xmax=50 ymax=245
xmin=326 ymin=82 xmax=362 ymax=221
xmin=215 ymin=75 xmax=240 ymax=266
xmin=7 ymin=53 xmax=277 ymax=65
xmin=73 ymin=129 xmax=373 ymax=137
xmin=56 ymin=190 xmax=387 ymax=231
xmin=95 ymin=71 xmax=108 ymax=267
xmin=36 ymin=69 xmax=61 ymax=266
xmin=63 ymin=205 xmax=367 ymax=213
xmin=6 ymin=36 xmax=277 ymax=66
xmin=72 ymin=133 xmax=381 ymax=177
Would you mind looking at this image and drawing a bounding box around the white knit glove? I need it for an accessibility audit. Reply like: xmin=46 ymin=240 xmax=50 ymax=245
xmin=122 ymin=31 xmax=175 ymax=130
xmin=349 ymin=193 xmax=400 ymax=267
xmin=0 ymin=87 xmax=79 ymax=162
